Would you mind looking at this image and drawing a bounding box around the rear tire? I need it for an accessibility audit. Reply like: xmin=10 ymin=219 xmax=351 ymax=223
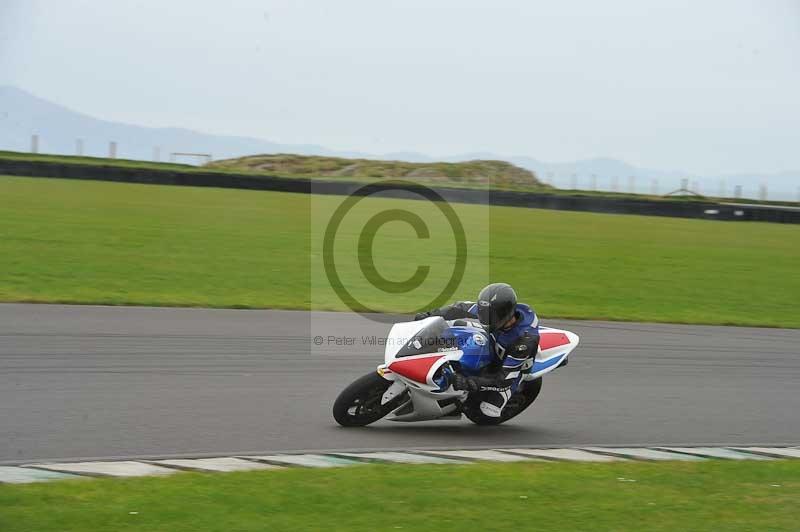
xmin=333 ymin=372 xmax=403 ymax=427
xmin=463 ymin=378 xmax=543 ymax=426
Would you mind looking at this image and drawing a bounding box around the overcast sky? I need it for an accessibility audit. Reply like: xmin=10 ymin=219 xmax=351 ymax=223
xmin=1 ymin=0 xmax=798 ymax=174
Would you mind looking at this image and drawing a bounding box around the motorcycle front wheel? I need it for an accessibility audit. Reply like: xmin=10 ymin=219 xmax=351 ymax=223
xmin=333 ymin=372 xmax=404 ymax=427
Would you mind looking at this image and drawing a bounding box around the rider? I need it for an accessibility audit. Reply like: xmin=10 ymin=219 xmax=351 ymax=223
xmin=414 ymin=283 xmax=540 ymax=418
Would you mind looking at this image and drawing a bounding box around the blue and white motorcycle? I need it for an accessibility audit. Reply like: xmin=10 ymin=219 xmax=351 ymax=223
xmin=333 ymin=316 xmax=579 ymax=426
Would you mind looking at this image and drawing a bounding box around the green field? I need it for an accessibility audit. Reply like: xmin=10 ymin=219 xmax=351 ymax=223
xmin=1 ymin=460 xmax=798 ymax=532
xmin=1 ymin=175 xmax=798 ymax=327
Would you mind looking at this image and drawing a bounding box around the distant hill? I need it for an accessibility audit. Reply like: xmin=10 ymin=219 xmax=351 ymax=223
xmin=208 ymin=154 xmax=544 ymax=189
xmin=1 ymin=85 xmax=796 ymax=200
xmin=0 ymin=85 xmax=361 ymax=162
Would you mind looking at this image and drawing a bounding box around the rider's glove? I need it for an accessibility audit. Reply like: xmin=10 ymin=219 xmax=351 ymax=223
xmin=451 ymin=373 xmax=480 ymax=392
xmin=413 ymin=311 xmax=431 ymax=321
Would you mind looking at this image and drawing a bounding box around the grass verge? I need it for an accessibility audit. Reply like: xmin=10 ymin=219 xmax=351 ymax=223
xmin=1 ymin=175 xmax=798 ymax=327
xmin=1 ymin=460 xmax=799 ymax=531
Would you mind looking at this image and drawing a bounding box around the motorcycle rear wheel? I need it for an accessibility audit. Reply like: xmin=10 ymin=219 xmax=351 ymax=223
xmin=333 ymin=372 xmax=403 ymax=427
xmin=463 ymin=377 xmax=543 ymax=426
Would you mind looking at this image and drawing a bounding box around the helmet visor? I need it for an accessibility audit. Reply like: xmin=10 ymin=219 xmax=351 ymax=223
xmin=477 ymin=299 xmax=514 ymax=332
xmin=477 ymin=301 xmax=497 ymax=331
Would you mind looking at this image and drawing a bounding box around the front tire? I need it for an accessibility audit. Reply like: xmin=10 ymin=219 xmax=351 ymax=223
xmin=463 ymin=378 xmax=543 ymax=426
xmin=333 ymin=372 xmax=402 ymax=427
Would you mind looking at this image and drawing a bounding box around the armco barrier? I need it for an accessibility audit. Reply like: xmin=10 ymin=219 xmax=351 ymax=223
xmin=1 ymin=159 xmax=798 ymax=224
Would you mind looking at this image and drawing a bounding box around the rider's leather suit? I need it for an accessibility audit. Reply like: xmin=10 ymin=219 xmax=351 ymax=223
xmin=415 ymin=301 xmax=540 ymax=417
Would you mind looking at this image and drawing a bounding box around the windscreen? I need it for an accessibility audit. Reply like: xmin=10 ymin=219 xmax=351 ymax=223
xmin=395 ymin=317 xmax=458 ymax=358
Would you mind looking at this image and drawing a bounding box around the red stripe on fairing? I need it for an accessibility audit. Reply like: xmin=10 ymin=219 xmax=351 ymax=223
xmin=388 ymin=355 xmax=444 ymax=384
xmin=539 ymin=332 xmax=571 ymax=350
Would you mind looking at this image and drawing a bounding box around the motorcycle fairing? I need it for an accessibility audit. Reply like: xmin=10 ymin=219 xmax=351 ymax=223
xmin=446 ymin=321 xmax=494 ymax=375
xmin=525 ymin=327 xmax=580 ymax=379
xmin=376 ymin=317 xmax=580 ymax=421
xmin=388 ymin=353 xmax=447 ymax=385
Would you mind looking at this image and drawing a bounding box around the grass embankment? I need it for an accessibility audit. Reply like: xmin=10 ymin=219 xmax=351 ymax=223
xmin=1 ymin=175 xmax=798 ymax=327
xmin=207 ymin=153 xmax=547 ymax=190
xmin=8 ymin=150 xmax=782 ymax=202
xmin=1 ymin=150 xmax=550 ymax=191
xmin=1 ymin=461 xmax=799 ymax=531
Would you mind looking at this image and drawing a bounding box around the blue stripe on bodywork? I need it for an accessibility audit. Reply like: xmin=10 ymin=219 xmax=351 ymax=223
xmin=531 ymin=353 xmax=566 ymax=373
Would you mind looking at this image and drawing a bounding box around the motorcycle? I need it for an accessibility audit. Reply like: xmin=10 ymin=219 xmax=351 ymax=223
xmin=333 ymin=315 xmax=579 ymax=426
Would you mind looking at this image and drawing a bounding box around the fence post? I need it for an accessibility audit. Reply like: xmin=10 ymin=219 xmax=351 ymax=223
xmin=590 ymin=174 xmax=597 ymax=191
xmin=31 ymin=134 xmax=39 ymax=153
xmin=76 ymin=139 xmax=84 ymax=156
xmin=734 ymin=185 xmax=742 ymax=199
xmin=109 ymin=141 xmax=117 ymax=159
xmin=759 ymin=184 xmax=767 ymax=201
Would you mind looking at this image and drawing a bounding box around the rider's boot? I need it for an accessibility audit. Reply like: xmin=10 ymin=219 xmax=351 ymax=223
xmin=479 ymin=387 xmax=512 ymax=417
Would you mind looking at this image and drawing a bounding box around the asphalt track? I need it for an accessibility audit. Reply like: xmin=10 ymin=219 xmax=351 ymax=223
xmin=1 ymin=303 xmax=798 ymax=464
